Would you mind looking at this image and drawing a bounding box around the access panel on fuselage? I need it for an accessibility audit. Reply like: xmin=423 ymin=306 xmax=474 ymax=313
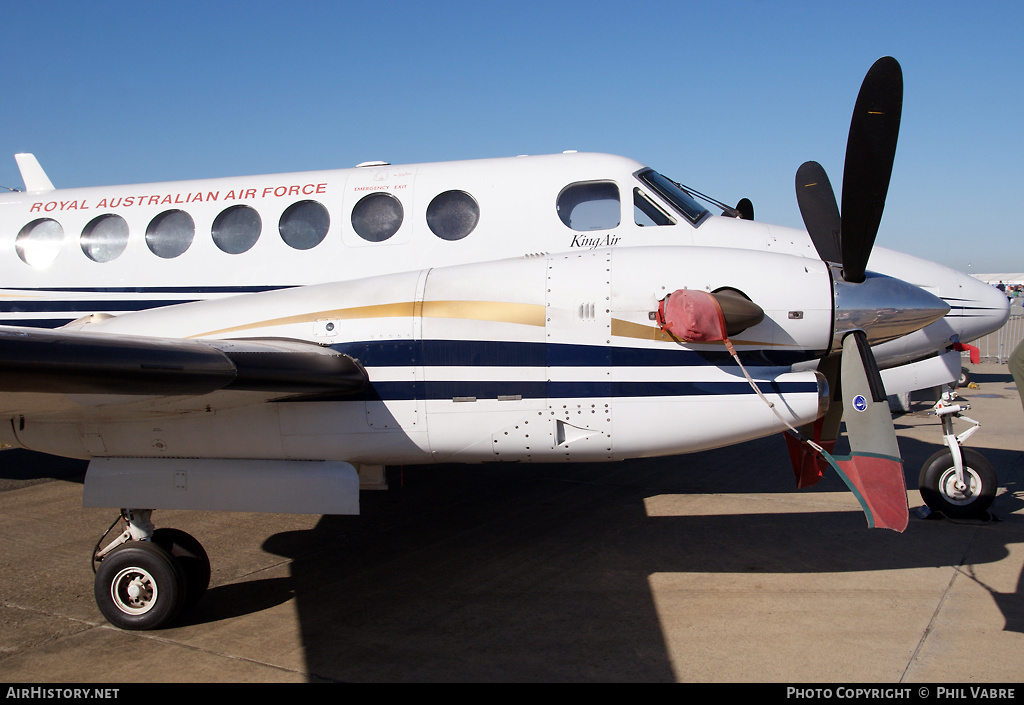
xmin=544 ymin=251 xmax=613 ymax=459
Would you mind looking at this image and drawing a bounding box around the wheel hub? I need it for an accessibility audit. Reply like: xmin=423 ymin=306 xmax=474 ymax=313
xmin=111 ymin=568 xmax=158 ymax=614
xmin=939 ymin=467 xmax=980 ymax=505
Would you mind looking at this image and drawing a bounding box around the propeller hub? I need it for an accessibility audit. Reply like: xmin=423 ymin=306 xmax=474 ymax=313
xmin=832 ymin=270 xmax=949 ymax=351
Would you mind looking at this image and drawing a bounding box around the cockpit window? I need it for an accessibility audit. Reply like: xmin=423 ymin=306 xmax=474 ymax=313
xmin=635 ymin=169 xmax=708 ymax=224
xmin=634 ymin=188 xmax=675 ymax=226
xmin=557 ymin=181 xmax=620 ymax=231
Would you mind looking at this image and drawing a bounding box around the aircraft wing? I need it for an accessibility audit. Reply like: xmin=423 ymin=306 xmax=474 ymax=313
xmin=0 ymin=325 xmax=367 ymax=419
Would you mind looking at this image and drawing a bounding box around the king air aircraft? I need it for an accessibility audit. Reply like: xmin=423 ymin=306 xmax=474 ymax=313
xmin=0 ymin=58 xmax=1010 ymax=629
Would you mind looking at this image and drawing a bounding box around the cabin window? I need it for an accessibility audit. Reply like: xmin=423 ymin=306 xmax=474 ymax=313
xmin=16 ymin=218 xmax=64 ymax=268
xmin=427 ymin=190 xmax=479 ymax=241
xmin=634 ymin=188 xmax=675 ymax=227
xmin=81 ymin=214 xmax=130 ymax=262
xmin=556 ymin=181 xmax=620 ymax=231
xmin=352 ymin=192 xmax=403 ymax=242
xmin=146 ymin=210 xmax=195 ymax=259
xmin=279 ymin=200 xmax=330 ymax=250
xmin=212 ymin=205 xmax=262 ymax=254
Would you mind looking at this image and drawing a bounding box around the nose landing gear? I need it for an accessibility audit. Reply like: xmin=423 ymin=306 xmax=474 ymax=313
xmin=92 ymin=510 xmax=210 ymax=630
xmin=918 ymin=390 xmax=997 ymax=520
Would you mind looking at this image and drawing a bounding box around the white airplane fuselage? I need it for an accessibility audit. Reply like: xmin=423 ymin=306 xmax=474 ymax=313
xmin=17 ymin=56 xmax=1007 ymax=634
xmin=0 ymin=152 xmax=1008 ymax=467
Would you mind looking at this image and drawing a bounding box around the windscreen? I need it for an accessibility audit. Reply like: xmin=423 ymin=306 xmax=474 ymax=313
xmin=636 ymin=169 xmax=709 ymax=225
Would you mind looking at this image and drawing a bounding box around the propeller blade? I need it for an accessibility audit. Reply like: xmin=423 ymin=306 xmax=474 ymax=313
xmin=831 ymin=331 xmax=908 ymax=531
xmin=735 ymin=198 xmax=754 ymax=221
xmin=795 ymin=161 xmax=842 ymax=265
xmin=839 ymin=331 xmax=898 ymax=457
xmin=786 ymin=58 xmax=909 ymax=531
xmin=785 ymin=333 xmax=909 ymax=530
xmin=840 ymin=56 xmax=903 ymax=283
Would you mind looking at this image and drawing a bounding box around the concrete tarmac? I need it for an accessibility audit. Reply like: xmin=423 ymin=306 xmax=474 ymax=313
xmin=1 ymin=362 xmax=1022 ymax=683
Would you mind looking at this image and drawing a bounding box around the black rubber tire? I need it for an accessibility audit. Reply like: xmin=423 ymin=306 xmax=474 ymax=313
xmin=152 ymin=528 xmax=211 ymax=611
xmin=919 ymin=448 xmax=996 ymax=519
xmin=957 ymin=367 xmax=971 ymax=388
xmin=94 ymin=541 xmax=184 ymax=630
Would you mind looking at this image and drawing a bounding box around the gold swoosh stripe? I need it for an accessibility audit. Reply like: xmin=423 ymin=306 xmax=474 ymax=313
xmin=611 ymin=318 xmax=675 ymax=342
xmin=422 ymin=301 xmax=545 ymax=327
xmin=194 ymin=303 xmax=784 ymax=347
xmin=610 ymin=318 xmax=776 ymax=347
xmin=193 ymin=300 xmax=546 ymax=338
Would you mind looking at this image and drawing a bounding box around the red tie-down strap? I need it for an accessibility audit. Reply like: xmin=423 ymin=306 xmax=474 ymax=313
xmin=783 ymin=419 xmax=836 ymax=489
xmin=952 ymin=341 xmax=980 ymax=365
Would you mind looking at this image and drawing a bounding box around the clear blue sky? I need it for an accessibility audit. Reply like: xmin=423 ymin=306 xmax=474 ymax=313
xmin=2 ymin=0 xmax=1021 ymax=273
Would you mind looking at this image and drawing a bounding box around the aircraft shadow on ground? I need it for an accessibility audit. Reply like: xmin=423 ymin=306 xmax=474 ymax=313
xmin=1 ymin=408 xmax=1019 ymax=680
xmin=0 ymin=448 xmax=86 ymax=483
xmin=247 ymin=432 xmax=1023 ymax=682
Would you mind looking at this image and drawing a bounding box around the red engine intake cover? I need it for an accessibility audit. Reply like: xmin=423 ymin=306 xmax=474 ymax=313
xmin=656 ymin=289 xmax=728 ymax=343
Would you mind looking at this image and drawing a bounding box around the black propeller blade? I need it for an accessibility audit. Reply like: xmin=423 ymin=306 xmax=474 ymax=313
xmin=795 ymin=161 xmax=841 ymax=264
xmin=796 ymin=56 xmax=903 ymax=283
xmin=840 ymin=55 xmax=903 ymax=283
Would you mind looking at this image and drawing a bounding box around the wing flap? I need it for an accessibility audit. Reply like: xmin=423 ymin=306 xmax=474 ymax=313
xmin=0 ymin=327 xmax=367 ymax=397
xmin=211 ymin=338 xmax=368 ymax=393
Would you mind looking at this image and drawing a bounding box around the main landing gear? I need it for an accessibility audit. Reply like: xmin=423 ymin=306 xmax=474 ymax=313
xmin=92 ymin=509 xmax=210 ymax=630
xmin=918 ymin=389 xmax=997 ymax=520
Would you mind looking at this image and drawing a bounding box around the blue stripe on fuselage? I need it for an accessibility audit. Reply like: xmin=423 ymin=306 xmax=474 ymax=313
xmin=317 ymin=339 xmax=818 ymax=403
xmin=0 ymin=285 xmax=293 ymax=329
xmin=333 ymin=379 xmax=815 ymax=403
xmin=332 ymin=339 xmax=815 ymax=368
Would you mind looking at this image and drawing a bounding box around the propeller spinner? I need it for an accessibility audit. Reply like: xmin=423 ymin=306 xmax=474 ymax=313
xmin=788 ymin=57 xmax=943 ymax=532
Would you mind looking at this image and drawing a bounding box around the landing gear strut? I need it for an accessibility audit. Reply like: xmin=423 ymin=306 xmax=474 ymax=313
xmin=918 ymin=389 xmax=996 ymax=519
xmin=92 ymin=509 xmax=210 ymax=630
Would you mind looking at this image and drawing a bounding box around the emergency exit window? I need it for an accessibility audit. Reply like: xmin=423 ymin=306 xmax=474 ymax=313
xmin=352 ymin=192 xmax=404 ymax=242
